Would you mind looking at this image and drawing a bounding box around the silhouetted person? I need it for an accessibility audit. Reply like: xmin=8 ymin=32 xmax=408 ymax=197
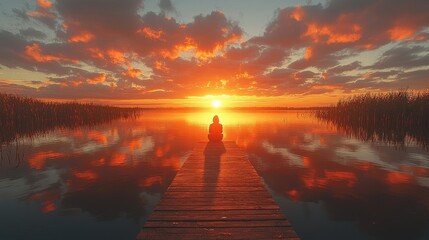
xmin=208 ymin=115 xmax=223 ymax=142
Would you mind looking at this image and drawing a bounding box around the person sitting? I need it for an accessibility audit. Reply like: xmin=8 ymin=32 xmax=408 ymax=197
xmin=208 ymin=115 xmax=223 ymax=142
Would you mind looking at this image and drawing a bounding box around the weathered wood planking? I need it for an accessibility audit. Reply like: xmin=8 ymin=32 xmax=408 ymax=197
xmin=138 ymin=141 xmax=299 ymax=240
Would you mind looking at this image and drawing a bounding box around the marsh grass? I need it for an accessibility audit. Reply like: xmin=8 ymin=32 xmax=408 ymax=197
xmin=316 ymin=91 xmax=429 ymax=150
xmin=0 ymin=92 xmax=140 ymax=144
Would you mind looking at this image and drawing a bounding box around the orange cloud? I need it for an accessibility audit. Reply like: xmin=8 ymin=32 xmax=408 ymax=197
xmin=26 ymin=11 xmax=56 ymax=19
xmin=138 ymin=27 xmax=165 ymax=40
xmin=122 ymin=67 xmax=142 ymax=78
xmin=311 ymin=85 xmax=344 ymax=90
xmin=87 ymin=48 xmax=126 ymax=65
xmin=413 ymin=33 xmax=427 ymax=41
xmin=304 ymin=47 xmax=313 ymax=60
xmin=88 ymin=47 xmax=105 ymax=59
xmin=37 ymin=0 xmax=53 ymax=9
xmin=154 ymin=61 xmax=170 ymax=73
xmin=235 ymin=71 xmax=254 ymax=80
xmin=388 ymin=26 xmax=415 ymax=40
xmin=69 ymin=31 xmax=95 ymax=43
xmin=25 ymin=43 xmax=60 ymax=62
xmin=193 ymin=32 xmax=242 ymax=60
xmin=157 ymin=37 xmax=196 ymax=59
xmin=106 ymin=49 xmax=125 ymax=64
xmin=185 ymin=11 xmax=243 ymax=59
xmin=25 ymin=43 xmax=78 ymax=63
xmin=290 ymin=5 xmax=304 ymax=21
xmin=304 ymin=22 xmax=362 ymax=44
xmin=26 ymin=0 xmax=55 ymax=20
xmin=56 ymin=79 xmax=84 ymax=87
xmin=87 ymin=73 xmax=107 ymax=84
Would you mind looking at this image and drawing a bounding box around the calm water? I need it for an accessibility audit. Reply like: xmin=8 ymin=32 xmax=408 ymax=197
xmin=1 ymin=110 xmax=429 ymax=240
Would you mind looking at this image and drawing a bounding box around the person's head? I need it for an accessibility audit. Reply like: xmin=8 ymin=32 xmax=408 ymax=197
xmin=213 ymin=115 xmax=219 ymax=123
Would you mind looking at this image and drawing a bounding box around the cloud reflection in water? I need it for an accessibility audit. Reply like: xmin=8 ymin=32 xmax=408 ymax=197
xmin=0 ymin=110 xmax=428 ymax=239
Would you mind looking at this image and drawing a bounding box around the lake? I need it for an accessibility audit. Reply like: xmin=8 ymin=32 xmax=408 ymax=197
xmin=1 ymin=110 xmax=428 ymax=240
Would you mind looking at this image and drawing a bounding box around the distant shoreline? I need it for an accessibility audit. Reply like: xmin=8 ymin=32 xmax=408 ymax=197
xmin=138 ymin=106 xmax=330 ymax=111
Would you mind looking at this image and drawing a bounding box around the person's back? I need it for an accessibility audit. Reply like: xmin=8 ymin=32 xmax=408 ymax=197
xmin=208 ymin=115 xmax=223 ymax=142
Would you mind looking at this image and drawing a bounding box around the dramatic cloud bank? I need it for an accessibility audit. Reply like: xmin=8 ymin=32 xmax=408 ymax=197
xmin=0 ymin=0 xmax=428 ymax=104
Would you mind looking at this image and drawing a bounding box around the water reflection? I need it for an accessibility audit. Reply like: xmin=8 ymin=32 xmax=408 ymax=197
xmin=0 ymin=116 xmax=204 ymax=239
xmin=234 ymin=112 xmax=429 ymax=240
xmin=0 ymin=110 xmax=428 ymax=240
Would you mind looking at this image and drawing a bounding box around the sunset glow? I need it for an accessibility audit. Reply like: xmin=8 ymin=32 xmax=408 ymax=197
xmin=1 ymin=2 xmax=429 ymax=239
xmin=212 ymin=100 xmax=221 ymax=108
xmin=0 ymin=0 xmax=427 ymax=107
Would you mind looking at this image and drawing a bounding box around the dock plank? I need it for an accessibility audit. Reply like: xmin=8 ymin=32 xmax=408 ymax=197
xmin=139 ymin=141 xmax=299 ymax=239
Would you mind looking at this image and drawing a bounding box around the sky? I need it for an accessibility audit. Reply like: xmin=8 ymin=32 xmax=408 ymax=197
xmin=0 ymin=0 xmax=428 ymax=107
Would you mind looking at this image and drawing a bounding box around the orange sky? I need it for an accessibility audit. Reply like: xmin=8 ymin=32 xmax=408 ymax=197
xmin=0 ymin=0 xmax=428 ymax=107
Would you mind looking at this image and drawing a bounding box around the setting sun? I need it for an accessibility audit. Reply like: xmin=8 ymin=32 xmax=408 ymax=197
xmin=212 ymin=100 xmax=221 ymax=108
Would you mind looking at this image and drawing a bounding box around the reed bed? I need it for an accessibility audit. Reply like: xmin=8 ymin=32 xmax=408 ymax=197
xmin=0 ymin=92 xmax=140 ymax=144
xmin=316 ymin=91 xmax=429 ymax=149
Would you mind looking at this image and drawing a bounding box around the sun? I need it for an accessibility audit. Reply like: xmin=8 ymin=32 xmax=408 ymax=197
xmin=212 ymin=100 xmax=221 ymax=108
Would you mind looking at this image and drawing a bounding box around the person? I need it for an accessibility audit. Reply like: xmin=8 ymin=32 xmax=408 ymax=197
xmin=208 ymin=115 xmax=223 ymax=142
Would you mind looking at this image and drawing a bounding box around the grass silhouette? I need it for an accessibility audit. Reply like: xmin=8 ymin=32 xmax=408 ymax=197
xmin=317 ymin=90 xmax=429 ymax=149
xmin=0 ymin=92 xmax=140 ymax=144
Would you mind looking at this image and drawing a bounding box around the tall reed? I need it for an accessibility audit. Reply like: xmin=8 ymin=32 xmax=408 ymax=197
xmin=316 ymin=91 xmax=429 ymax=149
xmin=0 ymin=92 xmax=140 ymax=144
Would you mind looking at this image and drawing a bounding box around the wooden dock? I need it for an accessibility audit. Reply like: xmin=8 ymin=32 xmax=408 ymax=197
xmin=138 ymin=141 xmax=299 ymax=239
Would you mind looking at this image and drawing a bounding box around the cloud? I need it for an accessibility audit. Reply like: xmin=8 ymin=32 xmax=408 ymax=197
xmin=185 ymin=11 xmax=242 ymax=56
xmin=56 ymin=0 xmax=143 ymax=37
xmin=19 ymin=28 xmax=47 ymax=39
xmin=0 ymin=30 xmax=102 ymax=79
xmin=1 ymin=0 xmax=429 ymax=101
xmin=13 ymin=8 xmax=30 ymax=21
xmin=0 ymin=30 xmax=31 ymax=68
xmin=48 ymin=71 xmax=110 ymax=86
xmin=251 ymin=0 xmax=429 ymax=68
xmin=25 ymin=43 xmax=78 ymax=63
xmin=0 ymin=80 xmax=36 ymax=96
xmin=396 ymin=69 xmax=429 ymax=89
xmin=371 ymin=46 xmax=429 ymax=69
xmin=26 ymin=0 xmax=57 ymax=28
xmin=158 ymin=0 xmax=176 ymax=14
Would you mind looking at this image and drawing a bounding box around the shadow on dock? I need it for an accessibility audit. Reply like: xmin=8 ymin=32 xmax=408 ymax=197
xmin=203 ymin=142 xmax=226 ymax=197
